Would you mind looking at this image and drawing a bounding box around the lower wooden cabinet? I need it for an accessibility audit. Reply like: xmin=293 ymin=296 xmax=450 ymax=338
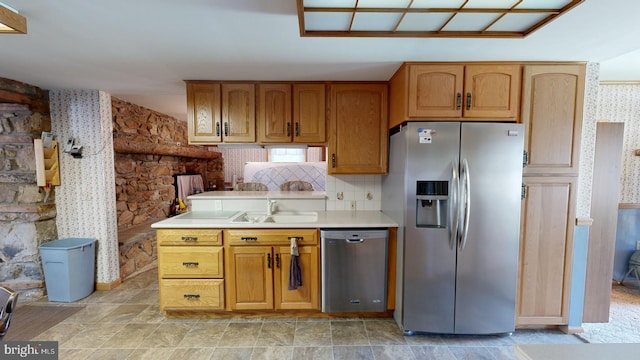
xmin=157 ymin=229 xmax=225 ymax=311
xmin=158 ymin=246 xmax=223 ymax=278
xmin=160 ymin=279 xmax=225 ymax=310
xmin=516 ymin=176 xmax=577 ymax=326
xmin=225 ymin=229 xmax=320 ymax=311
xmin=275 ymin=246 xmax=318 ymax=310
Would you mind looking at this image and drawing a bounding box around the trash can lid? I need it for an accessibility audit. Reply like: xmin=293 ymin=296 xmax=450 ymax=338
xmin=39 ymin=238 xmax=96 ymax=250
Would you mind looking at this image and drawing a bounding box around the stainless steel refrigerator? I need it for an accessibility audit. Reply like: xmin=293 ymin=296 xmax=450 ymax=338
xmin=382 ymin=122 xmax=524 ymax=335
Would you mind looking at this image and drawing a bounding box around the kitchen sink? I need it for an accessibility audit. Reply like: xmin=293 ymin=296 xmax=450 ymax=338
xmin=231 ymin=211 xmax=318 ymax=224
xmin=268 ymin=211 xmax=318 ymax=223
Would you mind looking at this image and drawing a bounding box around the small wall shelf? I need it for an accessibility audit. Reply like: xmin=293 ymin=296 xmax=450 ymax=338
xmin=34 ymin=139 xmax=60 ymax=186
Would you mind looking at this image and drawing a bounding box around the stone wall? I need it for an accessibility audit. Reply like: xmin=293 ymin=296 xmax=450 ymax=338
xmin=0 ymin=78 xmax=56 ymax=300
xmin=111 ymin=97 xmax=224 ymax=280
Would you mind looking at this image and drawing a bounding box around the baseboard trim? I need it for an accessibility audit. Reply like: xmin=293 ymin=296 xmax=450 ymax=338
xmin=559 ymin=325 xmax=584 ymax=334
xmin=619 ymin=203 xmax=640 ymax=209
xmin=96 ymin=278 xmax=121 ymax=290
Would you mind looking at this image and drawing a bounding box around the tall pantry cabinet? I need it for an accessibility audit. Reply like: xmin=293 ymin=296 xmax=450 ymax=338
xmin=516 ymin=64 xmax=586 ymax=326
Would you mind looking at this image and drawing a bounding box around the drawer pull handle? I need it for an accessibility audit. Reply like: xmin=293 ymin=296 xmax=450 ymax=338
xmin=184 ymin=294 xmax=200 ymax=300
xmin=182 ymin=262 xmax=199 ymax=267
xmin=288 ymin=236 xmax=303 ymax=241
xmin=241 ymin=237 xmax=258 ymax=241
xmin=181 ymin=236 xmax=198 ymax=242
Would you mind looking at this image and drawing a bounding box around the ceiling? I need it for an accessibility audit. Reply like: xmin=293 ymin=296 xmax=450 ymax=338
xmin=1 ymin=0 xmax=640 ymax=122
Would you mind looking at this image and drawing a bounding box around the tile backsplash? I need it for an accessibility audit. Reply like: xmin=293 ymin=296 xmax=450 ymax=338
xmin=325 ymin=174 xmax=382 ymax=211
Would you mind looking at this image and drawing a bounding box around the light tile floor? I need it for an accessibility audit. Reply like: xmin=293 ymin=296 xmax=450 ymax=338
xmin=27 ymin=268 xmax=585 ymax=360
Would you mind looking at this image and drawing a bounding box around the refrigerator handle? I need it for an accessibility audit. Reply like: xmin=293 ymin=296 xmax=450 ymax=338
xmin=458 ymin=158 xmax=471 ymax=251
xmin=448 ymin=161 xmax=460 ymax=250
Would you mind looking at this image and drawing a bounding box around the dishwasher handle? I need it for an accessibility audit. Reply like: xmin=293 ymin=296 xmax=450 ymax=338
xmin=346 ymin=238 xmax=364 ymax=243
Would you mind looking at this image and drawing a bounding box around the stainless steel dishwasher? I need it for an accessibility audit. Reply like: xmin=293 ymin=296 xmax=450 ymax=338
xmin=321 ymin=228 xmax=388 ymax=312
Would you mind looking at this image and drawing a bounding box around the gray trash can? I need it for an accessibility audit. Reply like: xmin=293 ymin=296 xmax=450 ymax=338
xmin=39 ymin=238 xmax=97 ymax=302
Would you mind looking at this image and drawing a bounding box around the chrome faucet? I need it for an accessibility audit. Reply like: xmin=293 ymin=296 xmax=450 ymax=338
xmin=266 ymin=199 xmax=277 ymax=216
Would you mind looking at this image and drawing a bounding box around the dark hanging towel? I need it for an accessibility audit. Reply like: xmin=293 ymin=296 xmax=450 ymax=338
xmin=288 ymin=237 xmax=302 ymax=290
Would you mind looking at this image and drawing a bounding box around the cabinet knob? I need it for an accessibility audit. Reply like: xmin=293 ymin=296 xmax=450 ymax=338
xmin=267 ymin=253 xmax=271 ymax=268
xmin=466 ymin=92 xmax=472 ymax=110
xmin=456 ymin=93 xmax=462 ymax=110
xmin=331 ymin=154 xmax=336 ymax=168
xmin=295 ymin=122 xmax=300 ymax=137
xmin=275 ymin=253 xmax=280 ymax=268
xmin=224 ymin=122 xmax=229 ymax=136
xmin=287 ymin=123 xmax=291 ymax=137
xmin=216 ymin=122 xmax=220 ymax=136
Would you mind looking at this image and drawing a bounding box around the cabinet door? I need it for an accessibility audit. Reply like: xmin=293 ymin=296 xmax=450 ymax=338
xmin=227 ymin=246 xmax=273 ymax=310
xmin=517 ymin=176 xmax=576 ymax=326
xmin=521 ymin=64 xmax=585 ymax=175
xmin=258 ymin=83 xmax=292 ymax=143
xmin=221 ymin=83 xmax=256 ymax=143
xmin=186 ymin=82 xmax=221 ymax=143
xmin=408 ymin=64 xmax=464 ymax=118
xmin=293 ymin=83 xmax=326 ymax=143
xmin=463 ymin=65 xmax=521 ymax=119
xmin=328 ymin=83 xmax=388 ymax=174
xmin=274 ymin=246 xmax=319 ymax=310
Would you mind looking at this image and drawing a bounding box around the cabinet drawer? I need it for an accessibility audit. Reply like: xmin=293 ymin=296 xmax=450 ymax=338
xmin=160 ymin=279 xmax=224 ymax=310
xmin=157 ymin=229 xmax=222 ymax=246
xmin=158 ymin=246 xmax=223 ymax=278
xmin=224 ymin=229 xmax=317 ymax=246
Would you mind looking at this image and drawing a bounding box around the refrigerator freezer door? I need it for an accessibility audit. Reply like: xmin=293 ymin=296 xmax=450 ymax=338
xmin=455 ymin=122 xmax=524 ymax=334
xmin=402 ymin=122 xmax=461 ymax=333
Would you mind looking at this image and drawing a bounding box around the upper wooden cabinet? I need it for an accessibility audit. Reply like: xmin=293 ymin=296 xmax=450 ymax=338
xmin=389 ymin=63 xmax=521 ymax=127
xmin=186 ymin=82 xmax=222 ymax=144
xmin=257 ymin=83 xmax=326 ymax=144
xmin=328 ymin=83 xmax=388 ymax=175
xmin=221 ymin=83 xmax=256 ymax=143
xmin=521 ymin=64 xmax=586 ymax=175
xmin=292 ymin=83 xmax=326 ymax=144
xmin=258 ymin=83 xmax=292 ymax=143
xmin=186 ymin=82 xmax=256 ymax=144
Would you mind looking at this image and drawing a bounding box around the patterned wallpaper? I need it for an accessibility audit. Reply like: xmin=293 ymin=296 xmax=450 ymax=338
xmin=576 ymin=63 xmax=600 ymax=219
xmin=597 ymin=83 xmax=640 ymax=204
xmin=49 ymin=90 xmax=119 ymax=285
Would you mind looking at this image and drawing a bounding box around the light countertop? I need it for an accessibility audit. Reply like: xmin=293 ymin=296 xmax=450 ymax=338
xmin=188 ymin=190 xmax=328 ymax=200
xmin=151 ymin=210 xmax=398 ymax=229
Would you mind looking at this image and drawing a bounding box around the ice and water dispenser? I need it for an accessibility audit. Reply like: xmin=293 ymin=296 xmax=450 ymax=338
xmin=416 ymin=181 xmax=448 ymax=228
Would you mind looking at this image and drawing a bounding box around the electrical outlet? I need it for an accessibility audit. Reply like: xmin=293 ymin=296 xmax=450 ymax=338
xmin=636 ymin=240 xmax=640 ymax=251
xmin=350 ymin=200 xmax=356 ymax=211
